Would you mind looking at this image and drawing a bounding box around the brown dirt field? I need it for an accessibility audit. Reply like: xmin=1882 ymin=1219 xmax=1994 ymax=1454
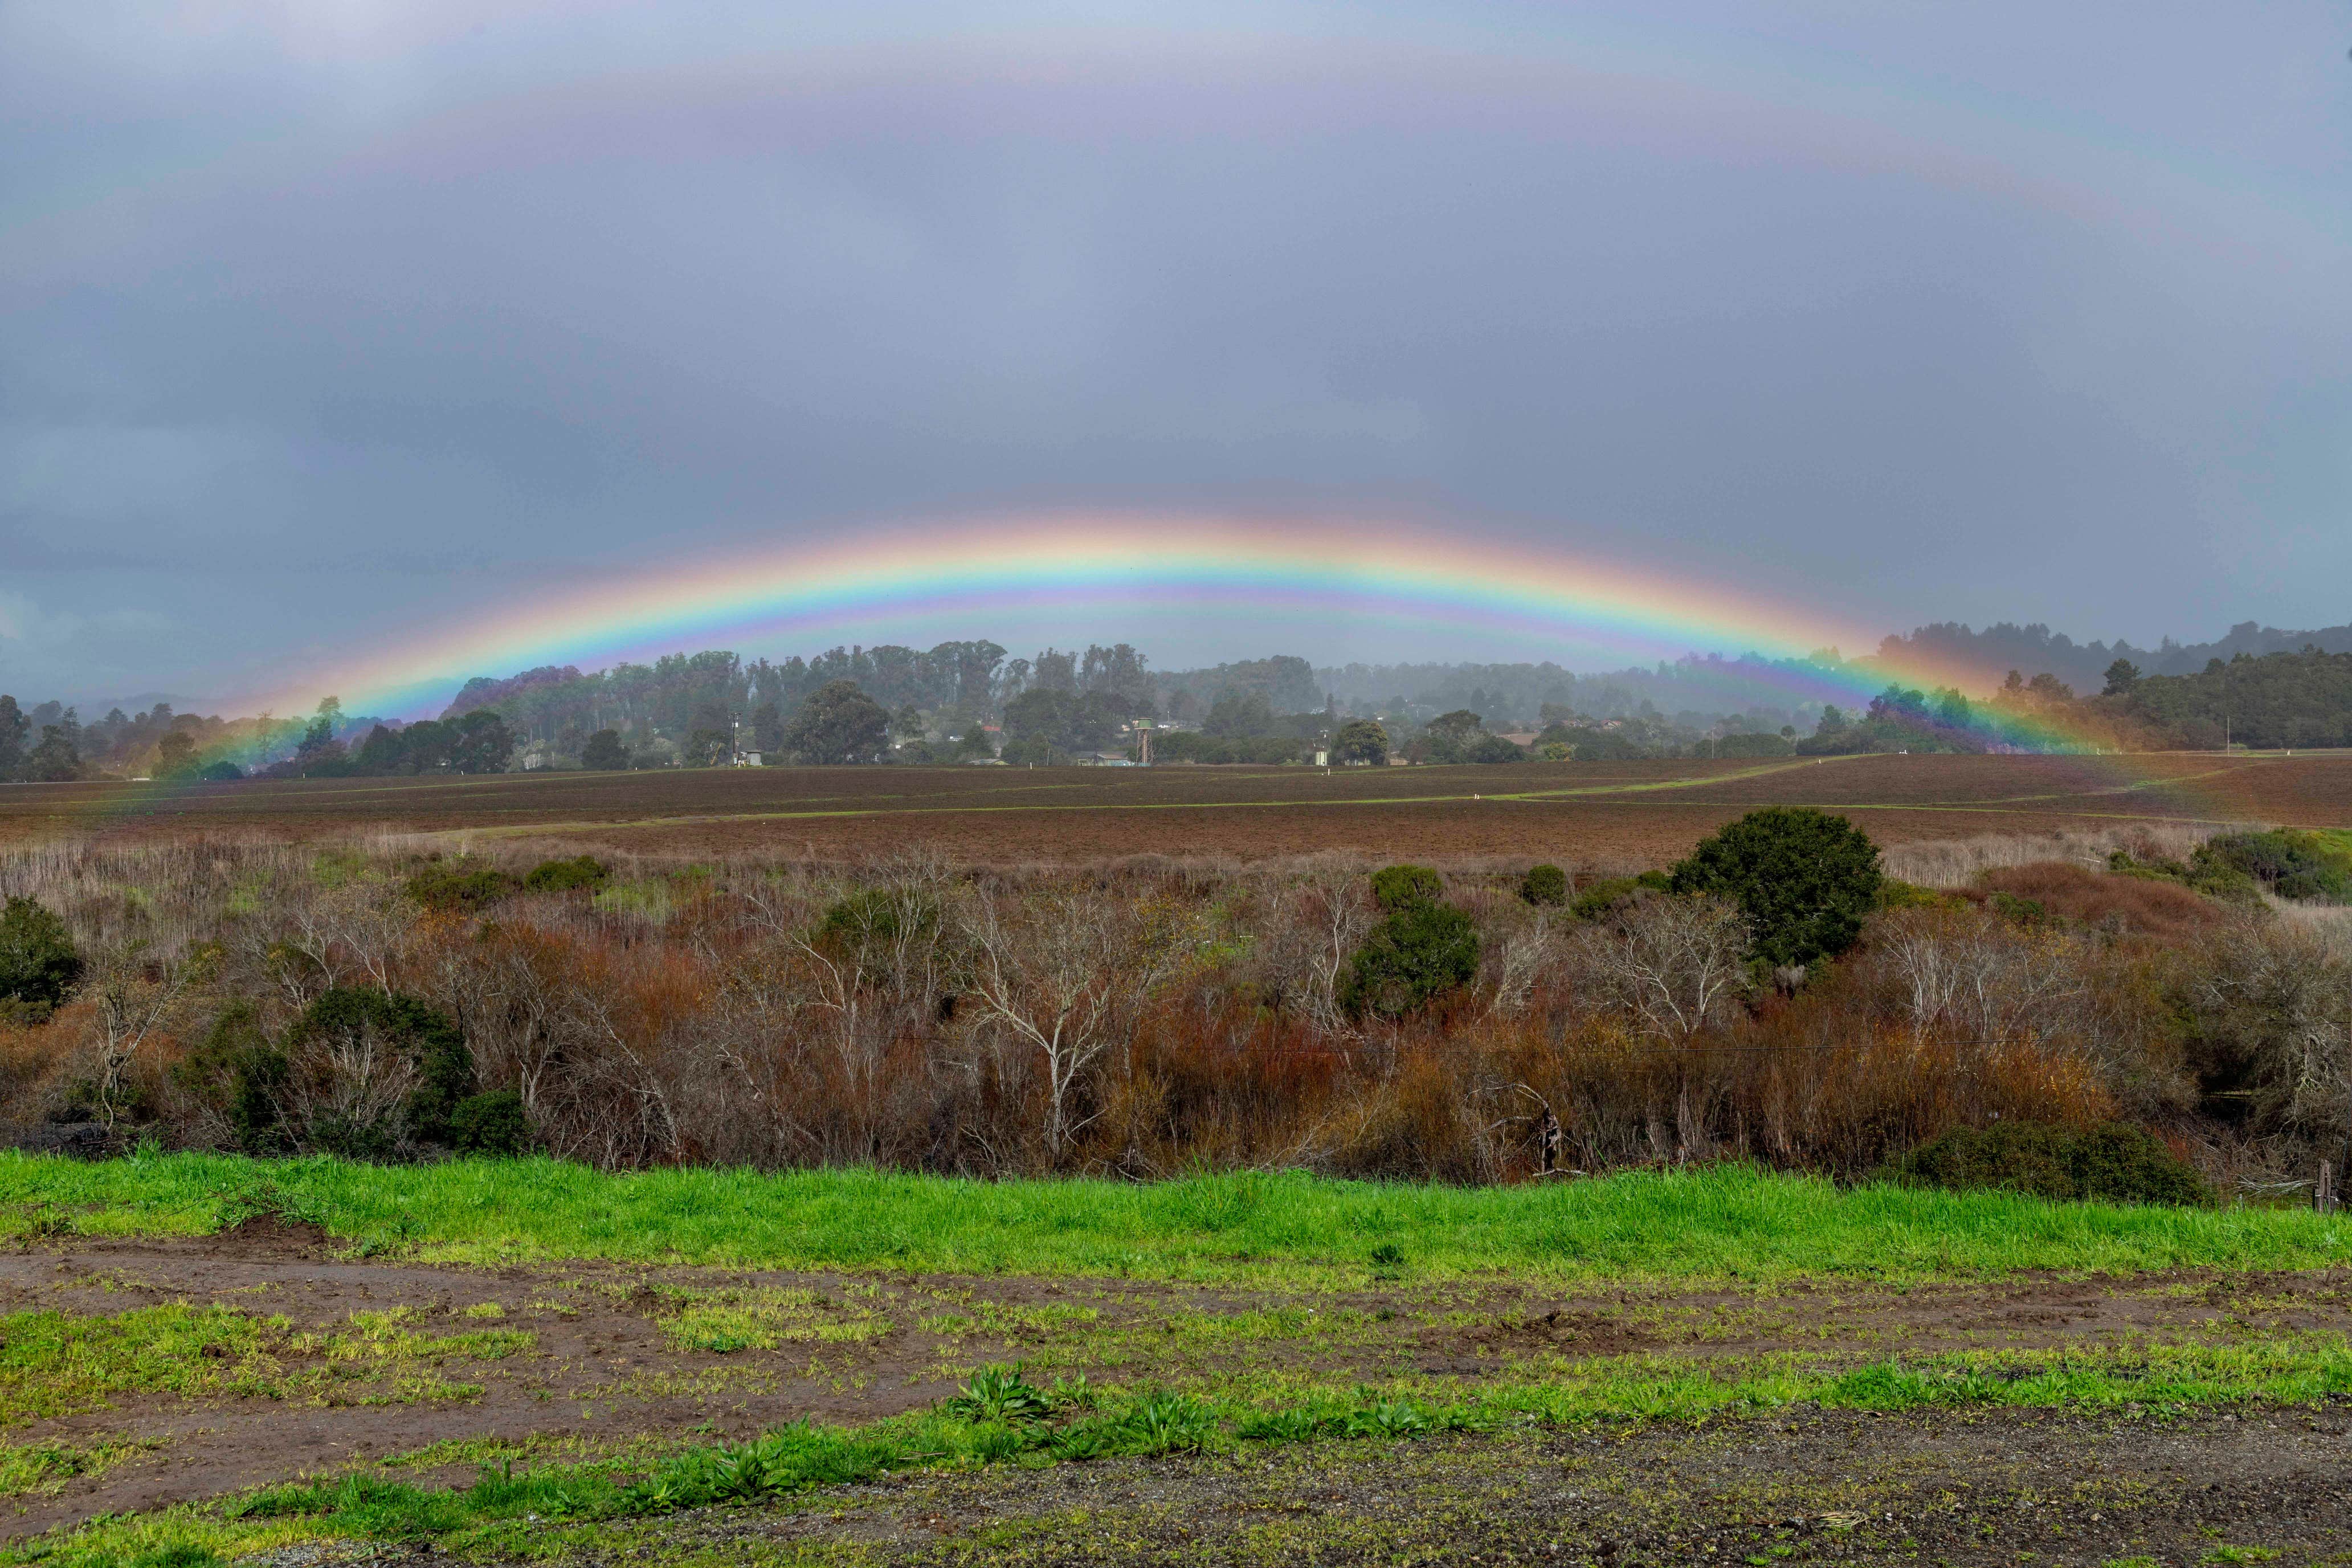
xmin=3 ymin=752 xmax=2348 ymax=866
xmin=611 ymin=1403 xmax=2352 ymax=1567
xmin=5 ymin=1228 xmax=2349 ymax=1540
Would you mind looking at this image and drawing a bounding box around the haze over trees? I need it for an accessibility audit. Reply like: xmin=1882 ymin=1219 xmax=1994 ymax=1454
xmin=15 ymin=615 xmax=2352 ymax=783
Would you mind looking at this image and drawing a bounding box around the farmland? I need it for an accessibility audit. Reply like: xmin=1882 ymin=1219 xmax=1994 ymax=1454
xmin=4 ymin=750 xmax=2350 ymax=863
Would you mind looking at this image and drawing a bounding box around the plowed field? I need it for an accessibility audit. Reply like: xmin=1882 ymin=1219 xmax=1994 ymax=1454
xmin=5 ymin=750 xmax=2349 ymax=864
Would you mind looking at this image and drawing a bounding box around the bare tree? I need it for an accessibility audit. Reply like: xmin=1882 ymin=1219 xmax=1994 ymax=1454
xmin=959 ymin=884 xmax=1193 ymax=1164
xmin=80 ymin=938 xmax=211 ymax=1130
xmin=1577 ymin=894 xmax=1748 ymax=1045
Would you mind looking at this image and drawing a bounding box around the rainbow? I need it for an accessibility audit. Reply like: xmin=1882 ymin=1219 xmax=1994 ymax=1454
xmin=232 ymin=511 xmax=2109 ymax=753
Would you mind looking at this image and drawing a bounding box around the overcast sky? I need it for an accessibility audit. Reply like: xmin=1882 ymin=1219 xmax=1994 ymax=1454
xmin=5 ymin=2 xmax=2349 ymax=708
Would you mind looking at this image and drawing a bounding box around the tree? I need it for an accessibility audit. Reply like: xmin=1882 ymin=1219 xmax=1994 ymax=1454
xmin=1427 ymin=709 xmax=1484 ymax=744
xmin=154 ymin=729 xmax=198 ymax=778
xmin=1669 ymin=807 xmax=1881 ymax=970
xmin=1332 ymin=718 xmax=1389 ymax=766
xmin=2102 ymin=659 xmax=2143 ymax=697
xmin=23 ymin=722 xmax=82 ymax=782
xmin=448 ymin=710 xmax=514 ymax=774
xmin=781 ymin=680 xmax=891 ymax=764
xmin=0 ymin=695 xmax=26 ymax=776
xmin=1204 ymin=688 xmax=1276 ymax=739
xmin=0 ymin=896 xmax=82 ymax=1018
xmin=1340 ymin=865 xmax=1480 ymax=1020
xmin=581 ymin=729 xmax=629 ymax=770
xmin=1578 ymin=893 xmax=1748 ymax=1044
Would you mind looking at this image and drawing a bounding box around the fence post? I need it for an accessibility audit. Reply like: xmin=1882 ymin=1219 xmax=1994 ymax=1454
xmin=2318 ymin=1161 xmax=2337 ymax=1216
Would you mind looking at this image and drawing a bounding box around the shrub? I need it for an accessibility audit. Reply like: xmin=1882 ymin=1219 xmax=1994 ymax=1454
xmin=2197 ymin=828 xmax=2352 ymax=904
xmin=522 ymin=855 xmax=609 ymax=895
xmin=1520 ymin=864 xmax=1567 ymax=907
xmin=0 ymin=896 xmax=81 ymax=1019
xmin=1670 ymin=807 xmax=1882 ymax=969
xmin=1369 ymin=864 xmax=1443 ymax=912
xmin=1886 ymin=1121 xmax=2208 ymax=1206
xmin=450 ymin=1089 xmax=531 ymax=1155
xmin=1568 ymin=872 xmax=1666 ymax=922
xmin=288 ymin=988 xmax=475 ymax=1150
xmin=406 ymin=861 xmax=521 ymax=913
xmin=1341 ymin=867 xmax=1480 ymax=1020
xmin=173 ymin=1002 xmax=292 ymax=1154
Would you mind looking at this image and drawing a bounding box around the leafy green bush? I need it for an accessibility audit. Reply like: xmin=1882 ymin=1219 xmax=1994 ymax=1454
xmin=405 ymin=860 xmax=520 ymax=913
xmin=522 ymin=856 xmax=608 ymax=895
xmin=1886 ymin=1121 xmax=2208 ymax=1207
xmin=0 ymin=896 xmax=81 ymax=1019
xmin=450 ymin=1090 xmax=530 ymax=1155
xmin=1369 ymin=864 xmax=1443 ymax=912
xmin=1520 ymin=864 xmax=1567 ymax=906
xmin=1669 ymin=807 xmax=1881 ymax=968
xmin=2196 ymin=828 xmax=2352 ymax=904
xmin=1341 ymin=865 xmax=1479 ymax=1020
xmin=1567 ymin=871 xmax=1668 ymax=922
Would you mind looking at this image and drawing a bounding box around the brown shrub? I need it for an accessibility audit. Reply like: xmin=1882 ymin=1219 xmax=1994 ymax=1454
xmin=1966 ymin=860 xmax=2223 ymax=938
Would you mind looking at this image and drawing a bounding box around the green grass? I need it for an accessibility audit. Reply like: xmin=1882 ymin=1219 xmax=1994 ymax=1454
xmin=9 ymin=1147 xmax=2342 ymax=1279
xmin=5 ymin=1150 xmax=2343 ymax=1284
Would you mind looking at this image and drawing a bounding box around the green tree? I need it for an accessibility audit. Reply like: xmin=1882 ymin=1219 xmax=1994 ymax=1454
xmin=23 ymin=722 xmax=83 ymax=782
xmin=781 ymin=679 xmax=891 ymax=764
xmin=1520 ymin=864 xmax=1568 ymax=906
xmin=0 ymin=896 xmax=82 ymax=1018
xmin=1427 ymin=709 xmax=1484 ymax=744
xmin=581 ymin=729 xmax=629 ymax=770
xmin=447 ymin=710 xmax=514 ymax=774
xmin=1669 ymin=807 xmax=1881 ymax=969
xmin=1341 ymin=865 xmax=1480 ymax=1020
xmin=0 ymin=695 xmax=27 ymax=777
xmin=153 ymin=729 xmax=199 ymax=778
xmin=1332 ymin=718 xmax=1389 ymax=766
xmin=2102 ymin=659 xmax=2143 ymax=697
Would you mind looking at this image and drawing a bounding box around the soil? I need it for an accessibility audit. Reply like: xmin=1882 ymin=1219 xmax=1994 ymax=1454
xmin=515 ymin=1401 xmax=2352 ymax=1566
xmin=5 ymin=1229 xmax=2350 ymax=1544
xmin=3 ymin=752 xmax=2346 ymax=864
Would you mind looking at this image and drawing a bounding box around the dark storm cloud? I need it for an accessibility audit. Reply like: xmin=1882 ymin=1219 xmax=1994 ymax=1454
xmin=3 ymin=2 xmax=2349 ymax=702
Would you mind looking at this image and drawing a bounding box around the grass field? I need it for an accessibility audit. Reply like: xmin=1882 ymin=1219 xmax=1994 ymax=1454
xmin=5 ymin=750 xmax=2350 ymax=864
xmin=5 ymin=1154 xmax=2352 ymax=1565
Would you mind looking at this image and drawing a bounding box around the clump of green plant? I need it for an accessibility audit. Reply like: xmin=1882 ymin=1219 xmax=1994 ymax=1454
xmin=2198 ymin=828 xmax=2352 ymax=904
xmin=521 ymin=856 xmax=608 ymax=895
xmin=449 ymin=1090 xmax=530 ymax=1155
xmin=405 ymin=859 xmax=520 ymax=913
xmin=1670 ymin=806 xmax=1881 ymax=969
xmin=1568 ymin=870 xmax=1668 ymax=922
xmin=1339 ymin=865 xmax=1479 ymax=1020
xmin=1885 ymin=1121 xmax=2209 ymax=1207
xmin=1519 ymin=864 xmax=1567 ymax=907
xmin=0 ymin=895 xmax=81 ymax=1022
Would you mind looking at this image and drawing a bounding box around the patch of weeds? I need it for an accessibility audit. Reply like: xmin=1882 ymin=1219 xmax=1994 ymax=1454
xmin=0 ymin=1438 xmax=157 ymax=1497
xmin=658 ymin=1285 xmax=892 ymax=1353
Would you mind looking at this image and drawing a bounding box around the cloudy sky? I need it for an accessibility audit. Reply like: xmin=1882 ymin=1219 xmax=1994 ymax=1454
xmin=4 ymin=2 xmax=2349 ymax=708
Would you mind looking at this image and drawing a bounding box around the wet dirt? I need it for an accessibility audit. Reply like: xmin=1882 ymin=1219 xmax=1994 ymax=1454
xmin=5 ymin=1233 xmax=2349 ymax=1541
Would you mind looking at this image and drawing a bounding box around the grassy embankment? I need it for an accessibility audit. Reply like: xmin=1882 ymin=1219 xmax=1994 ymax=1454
xmin=6 ymin=1152 xmax=2351 ymax=1567
xmin=7 ymin=1150 xmax=2343 ymax=1284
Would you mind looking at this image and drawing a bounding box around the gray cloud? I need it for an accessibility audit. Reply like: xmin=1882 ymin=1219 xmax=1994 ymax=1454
xmin=5 ymin=2 xmax=2349 ymax=704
